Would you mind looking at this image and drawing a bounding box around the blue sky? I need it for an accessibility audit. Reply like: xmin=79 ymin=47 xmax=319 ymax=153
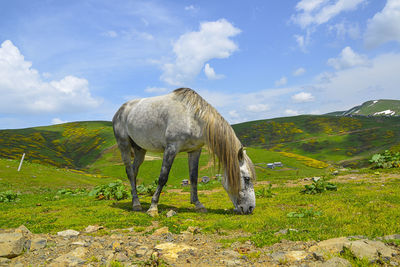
xmin=1 ymin=0 xmax=400 ymax=129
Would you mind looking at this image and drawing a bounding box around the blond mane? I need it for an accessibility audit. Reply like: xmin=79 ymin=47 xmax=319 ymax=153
xmin=173 ymin=88 xmax=245 ymax=193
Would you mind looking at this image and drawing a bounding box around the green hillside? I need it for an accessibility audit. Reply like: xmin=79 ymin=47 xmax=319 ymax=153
xmin=336 ymin=99 xmax=400 ymax=116
xmin=233 ymin=115 xmax=400 ymax=167
xmin=1 ymin=115 xmax=400 ymax=171
xmin=0 ymin=121 xmax=114 ymax=169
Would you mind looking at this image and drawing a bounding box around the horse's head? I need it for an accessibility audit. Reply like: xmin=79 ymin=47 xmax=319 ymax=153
xmin=222 ymin=147 xmax=256 ymax=214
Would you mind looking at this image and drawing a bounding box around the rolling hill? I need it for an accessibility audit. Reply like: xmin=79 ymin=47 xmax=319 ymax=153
xmin=232 ymin=115 xmax=400 ymax=167
xmin=0 ymin=121 xmax=114 ymax=168
xmin=1 ymin=114 xmax=400 ymax=171
xmin=327 ymin=99 xmax=400 ymax=117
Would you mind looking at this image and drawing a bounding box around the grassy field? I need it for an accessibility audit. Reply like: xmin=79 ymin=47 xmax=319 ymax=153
xmin=2 ymin=151 xmax=400 ymax=248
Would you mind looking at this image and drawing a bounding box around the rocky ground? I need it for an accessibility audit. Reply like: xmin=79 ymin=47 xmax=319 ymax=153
xmin=1 ymin=224 xmax=400 ymax=266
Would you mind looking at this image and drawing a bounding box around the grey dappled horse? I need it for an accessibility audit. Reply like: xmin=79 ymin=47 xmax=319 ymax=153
xmin=112 ymin=88 xmax=256 ymax=216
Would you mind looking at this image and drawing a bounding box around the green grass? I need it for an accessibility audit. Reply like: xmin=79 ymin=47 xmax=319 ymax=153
xmin=1 ymin=157 xmax=399 ymax=248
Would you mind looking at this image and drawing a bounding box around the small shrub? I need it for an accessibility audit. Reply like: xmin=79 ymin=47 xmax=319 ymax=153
xmin=370 ymin=150 xmax=400 ymax=169
xmin=57 ymin=188 xmax=87 ymax=196
xmin=301 ymin=177 xmax=337 ymax=194
xmin=137 ymin=179 xmax=158 ymax=196
xmin=287 ymin=208 xmax=322 ymax=218
xmin=89 ymin=180 xmax=130 ymax=200
xmin=255 ymin=184 xmax=274 ymax=198
xmin=0 ymin=190 xmax=20 ymax=203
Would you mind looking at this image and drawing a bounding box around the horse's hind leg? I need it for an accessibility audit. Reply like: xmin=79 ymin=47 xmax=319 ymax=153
xmin=147 ymin=143 xmax=177 ymax=217
xmin=115 ymin=136 xmax=145 ymax=211
xmin=188 ymin=149 xmax=207 ymax=212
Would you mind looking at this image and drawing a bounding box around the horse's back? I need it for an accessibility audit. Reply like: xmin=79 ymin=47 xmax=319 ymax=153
xmin=114 ymin=93 xmax=205 ymax=152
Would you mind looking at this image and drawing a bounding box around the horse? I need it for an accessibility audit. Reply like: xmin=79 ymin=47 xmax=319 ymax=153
xmin=112 ymin=88 xmax=256 ymax=216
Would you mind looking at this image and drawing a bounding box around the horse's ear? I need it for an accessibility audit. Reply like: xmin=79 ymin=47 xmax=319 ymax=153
xmin=238 ymin=146 xmax=244 ymax=162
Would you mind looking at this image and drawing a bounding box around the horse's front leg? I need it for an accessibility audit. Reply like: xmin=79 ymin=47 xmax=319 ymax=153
xmin=188 ymin=149 xmax=207 ymax=212
xmin=147 ymin=144 xmax=177 ymax=217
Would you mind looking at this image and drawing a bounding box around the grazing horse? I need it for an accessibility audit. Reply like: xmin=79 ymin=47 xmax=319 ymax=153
xmin=112 ymin=88 xmax=256 ymax=216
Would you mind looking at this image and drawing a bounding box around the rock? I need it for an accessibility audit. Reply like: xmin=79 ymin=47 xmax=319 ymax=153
xmin=186 ymin=226 xmax=200 ymax=234
xmin=14 ymin=225 xmax=31 ymax=236
xmin=84 ymin=225 xmax=103 ymax=233
xmin=274 ymin=228 xmax=298 ymax=236
xmin=344 ymin=239 xmax=395 ymax=261
xmin=111 ymin=241 xmax=122 ymax=252
xmin=166 ymin=210 xmax=177 ymax=218
xmin=0 ymin=257 xmax=11 ymax=266
xmin=152 ymin=227 xmax=170 ymax=236
xmin=285 ymin=250 xmax=308 ymax=262
xmin=312 ymin=251 xmax=325 ymax=261
xmin=29 ymin=237 xmax=47 ymax=251
xmin=309 ymin=237 xmax=350 ymax=254
xmin=222 ymin=249 xmax=241 ymax=258
xmin=0 ymin=232 xmax=25 ymax=258
xmin=57 ymin=229 xmax=80 ymax=237
xmin=383 ymin=234 xmax=400 ymax=240
xmin=220 ymin=259 xmax=241 ymax=266
xmin=51 ymin=255 xmax=85 ymax=266
xmin=270 ymin=251 xmax=286 ymax=262
xmin=69 ymin=247 xmax=88 ymax=258
xmin=114 ymin=252 xmax=129 ymax=262
xmin=135 ymin=246 xmax=149 ymax=257
xmin=71 ymin=241 xmax=86 ymax=246
xmin=154 ymin=242 xmax=197 ymax=262
xmin=320 ymin=257 xmax=351 ymax=267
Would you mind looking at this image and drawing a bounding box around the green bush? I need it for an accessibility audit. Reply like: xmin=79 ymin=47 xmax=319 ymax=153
xmin=287 ymin=208 xmax=322 ymax=218
xmin=136 ymin=179 xmax=158 ymax=196
xmin=255 ymin=184 xmax=274 ymax=198
xmin=370 ymin=150 xmax=400 ymax=169
xmin=57 ymin=188 xmax=87 ymax=196
xmin=301 ymin=177 xmax=337 ymax=194
xmin=89 ymin=180 xmax=130 ymax=200
xmin=0 ymin=190 xmax=20 ymax=203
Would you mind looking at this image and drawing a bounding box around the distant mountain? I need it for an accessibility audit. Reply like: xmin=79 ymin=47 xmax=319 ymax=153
xmin=328 ymin=99 xmax=400 ymax=117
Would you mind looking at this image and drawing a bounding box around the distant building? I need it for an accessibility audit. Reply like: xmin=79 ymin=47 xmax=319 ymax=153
xmin=274 ymin=162 xmax=283 ymax=167
xmin=181 ymin=179 xmax=189 ymax=186
xmin=267 ymin=163 xmax=274 ymax=169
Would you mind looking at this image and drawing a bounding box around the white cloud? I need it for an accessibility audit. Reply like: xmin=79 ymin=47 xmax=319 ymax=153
xmin=185 ymin=5 xmax=197 ymax=11
xmin=51 ymin=118 xmax=67 ymax=125
xmin=275 ymin=76 xmax=288 ymax=87
xmin=327 ymin=46 xmax=369 ymax=70
xmin=292 ymin=0 xmax=366 ymax=29
xmin=292 ymin=92 xmax=315 ymax=102
xmin=204 ymin=63 xmax=224 ymax=80
xmin=293 ymin=67 xmax=306 ymax=76
xmin=102 ymin=30 xmax=118 ymax=38
xmin=0 ymin=40 xmax=101 ymax=114
xmin=246 ymin=104 xmax=270 ymax=112
xmin=285 ymin=109 xmax=300 ymax=116
xmin=364 ymin=0 xmax=400 ymax=48
xmin=145 ymin=87 xmax=168 ymax=93
xmin=229 ymin=110 xmax=239 ymax=118
xmin=161 ymin=19 xmax=241 ymax=86
xmin=314 ymin=52 xmax=400 ymax=113
xmin=329 ymin=22 xmax=360 ymax=40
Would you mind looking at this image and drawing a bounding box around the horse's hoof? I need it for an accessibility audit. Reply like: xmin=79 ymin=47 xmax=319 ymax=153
xmin=132 ymin=204 xmax=142 ymax=211
xmin=195 ymin=204 xmax=207 ymax=213
xmin=147 ymin=208 xmax=159 ymax=217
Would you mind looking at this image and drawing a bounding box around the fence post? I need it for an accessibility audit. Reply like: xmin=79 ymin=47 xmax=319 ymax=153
xmin=18 ymin=153 xmax=25 ymax=172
